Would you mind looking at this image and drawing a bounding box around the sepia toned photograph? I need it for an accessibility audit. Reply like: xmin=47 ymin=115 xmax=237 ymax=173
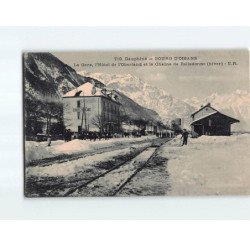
xmin=23 ymin=49 xmax=250 ymax=197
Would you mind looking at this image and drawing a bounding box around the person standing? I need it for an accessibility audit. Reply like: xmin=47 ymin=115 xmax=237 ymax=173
xmin=47 ymin=135 xmax=52 ymax=146
xmin=181 ymin=129 xmax=189 ymax=146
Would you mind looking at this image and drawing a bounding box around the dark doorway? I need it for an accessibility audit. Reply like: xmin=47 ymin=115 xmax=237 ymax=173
xmin=194 ymin=125 xmax=203 ymax=136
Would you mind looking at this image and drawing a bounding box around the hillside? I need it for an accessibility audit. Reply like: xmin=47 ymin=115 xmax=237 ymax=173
xmin=78 ymin=71 xmax=195 ymax=127
xmin=23 ymin=53 xmax=162 ymax=136
xmin=24 ymin=53 xmax=105 ymax=100
xmin=115 ymin=91 xmax=161 ymax=122
xmin=24 ymin=54 xmax=250 ymax=134
xmin=79 ymin=71 xmax=250 ymax=131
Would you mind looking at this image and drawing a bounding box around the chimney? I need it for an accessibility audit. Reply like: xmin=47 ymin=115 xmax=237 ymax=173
xmin=101 ymin=88 xmax=107 ymax=96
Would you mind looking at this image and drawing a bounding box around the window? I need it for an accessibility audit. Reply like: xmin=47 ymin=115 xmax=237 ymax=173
xmin=77 ymin=100 xmax=80 ymax=107
xmin=77 ymin=112 xmax=80 ymax=119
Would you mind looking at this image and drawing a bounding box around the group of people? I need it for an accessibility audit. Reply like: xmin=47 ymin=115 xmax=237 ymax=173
xmin=64 ymin=129 xmax=72 ymax=142
xmin=78 ymin=131 xmax=112 ymax=141
xmin=63 ymin=130 xmax=117 ymax=142
xmin=123 ymin=131 xmax=142 ymax=138
xmin=62 ymin=128 xmax=190 ymax=146
xmin=63 ymin=130 xmax=144 ymax=142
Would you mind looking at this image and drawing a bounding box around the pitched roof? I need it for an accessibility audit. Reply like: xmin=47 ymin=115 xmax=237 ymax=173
xmin=191 ymin=111 xmax=240 ymax=125
xmin=191 ymin=103 xmax=218 ymax=117
xmin=191 ymin=111 xmax=218 ymax=124
xmin=63 ymin=82 xmax=104 ymax=97
xmin=63 ymin=82 xmax=119 ymax=103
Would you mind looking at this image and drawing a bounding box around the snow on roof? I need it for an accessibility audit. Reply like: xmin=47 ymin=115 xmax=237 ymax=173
xmin=63 ymin=82 xmax=119 ymax=102
xmin=191 ymin=111 xmax=240 ymax=124
xmin=191 ymin=103 xmax=217 ymax=116
xmin=63 ymin=82 xmax=103 ymax=97
xmin=191 ymin=111 xmax=218 ymax=124
xmin=122 ymin=123 xmax=141 ymax=132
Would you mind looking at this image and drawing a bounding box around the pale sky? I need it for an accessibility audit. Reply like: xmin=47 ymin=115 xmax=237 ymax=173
xmin=53 ymin=49 xmax=249 ymax=99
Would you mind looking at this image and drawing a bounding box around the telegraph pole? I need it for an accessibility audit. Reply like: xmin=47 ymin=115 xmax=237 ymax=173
xmin=83 ymin=97 xmax=87 ymax=131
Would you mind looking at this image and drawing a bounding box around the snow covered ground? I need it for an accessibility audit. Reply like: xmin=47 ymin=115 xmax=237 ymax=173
xmin=26 ymin=143 xmax=149 ymax=178
xmin=25 ymin=136 xmax=156 ymax=163
xmin=25 ymin=141 xmax=153 ymax=197
xmin=161 ymin=134 xmax=250 ymax=195
xmin=25 ymin=134 xmax=250 ymax=197
xmin=71 ymin=147 xmax=157 ymax=197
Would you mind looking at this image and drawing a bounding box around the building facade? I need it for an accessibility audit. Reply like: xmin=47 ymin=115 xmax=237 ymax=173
xmin=191 ymin=103 xmax=239 ymax=136
xmin=63 ymin=82 xmax=121 ymax=134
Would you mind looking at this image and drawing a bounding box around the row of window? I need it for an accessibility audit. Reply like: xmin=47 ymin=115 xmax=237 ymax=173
xmin=77 ymin=100 xmax=119 ymax=113
xmin=103 ymin=112 xmax=119 ymax=122
xmin=75 ymin=100 xmax=119 ymax=120
xmin=103 ymin=101 xmax=119 ymax=114
xmin=76 ymin=111 xmax=119 ymax=122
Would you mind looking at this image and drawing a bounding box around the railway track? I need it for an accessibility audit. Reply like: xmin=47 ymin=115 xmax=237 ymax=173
xmin=27 ymin=141 xmax=153 ymax=195
xmin=27 ymin=137 xmax=162 ymax=168
xmin=63 ymin=138 xmax=170 ymax=197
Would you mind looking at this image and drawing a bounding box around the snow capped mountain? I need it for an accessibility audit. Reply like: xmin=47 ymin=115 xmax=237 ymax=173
xmin=78 ymin=71 xmax=196 ymax=127
xmin=79 ymin=71 xmax=250 ymax=131
xmin=24 ymin=54 xmax=162 ymax=133
xmin=24 ymin=53 xmax=82 ymax=101
xmin=24 ymin=53 xmax=109 ymax=101
xmin=185 ymin=90 xmax=250 ymax=131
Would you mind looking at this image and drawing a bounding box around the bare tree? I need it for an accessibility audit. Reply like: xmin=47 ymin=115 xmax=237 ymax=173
xmin=43 ymin=94 xmax=62 ymax=135
xmin=91 ymin=115 xmax=106 ymax=133
xmin=62 ymin=101 xmax=73 ymax=128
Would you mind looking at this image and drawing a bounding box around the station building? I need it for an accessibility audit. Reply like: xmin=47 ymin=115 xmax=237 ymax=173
xmin=191 ymin=103 xmax=240 ymax=136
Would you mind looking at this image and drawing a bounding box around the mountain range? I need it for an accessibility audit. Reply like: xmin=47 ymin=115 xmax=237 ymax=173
xmin=24 ymin=53 xmax=106 ymax=101
xmin=79 ymin=71 xmax=250 ymax=131
xmin=23 ymin=53 xmax=162 ymax=135
xmin=184 ymin=90 xmax=250 ymax=131
xmin=23 ymin=52 xmax=250 ymax=134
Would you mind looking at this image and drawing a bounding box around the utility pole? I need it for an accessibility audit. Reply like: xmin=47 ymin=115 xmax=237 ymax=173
xmin=84 ymin=98 xmax=87 ymax=131
xmin=80 ymin=98 xmax=91 ymax=132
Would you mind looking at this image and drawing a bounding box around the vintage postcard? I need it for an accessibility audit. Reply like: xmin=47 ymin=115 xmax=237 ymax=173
xmin=23 ymin=49 xmax=250 ymax=197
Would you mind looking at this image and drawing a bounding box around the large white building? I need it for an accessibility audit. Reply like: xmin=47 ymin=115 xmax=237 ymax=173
xmin=63 ymin=82 xmax=121 ymax=134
